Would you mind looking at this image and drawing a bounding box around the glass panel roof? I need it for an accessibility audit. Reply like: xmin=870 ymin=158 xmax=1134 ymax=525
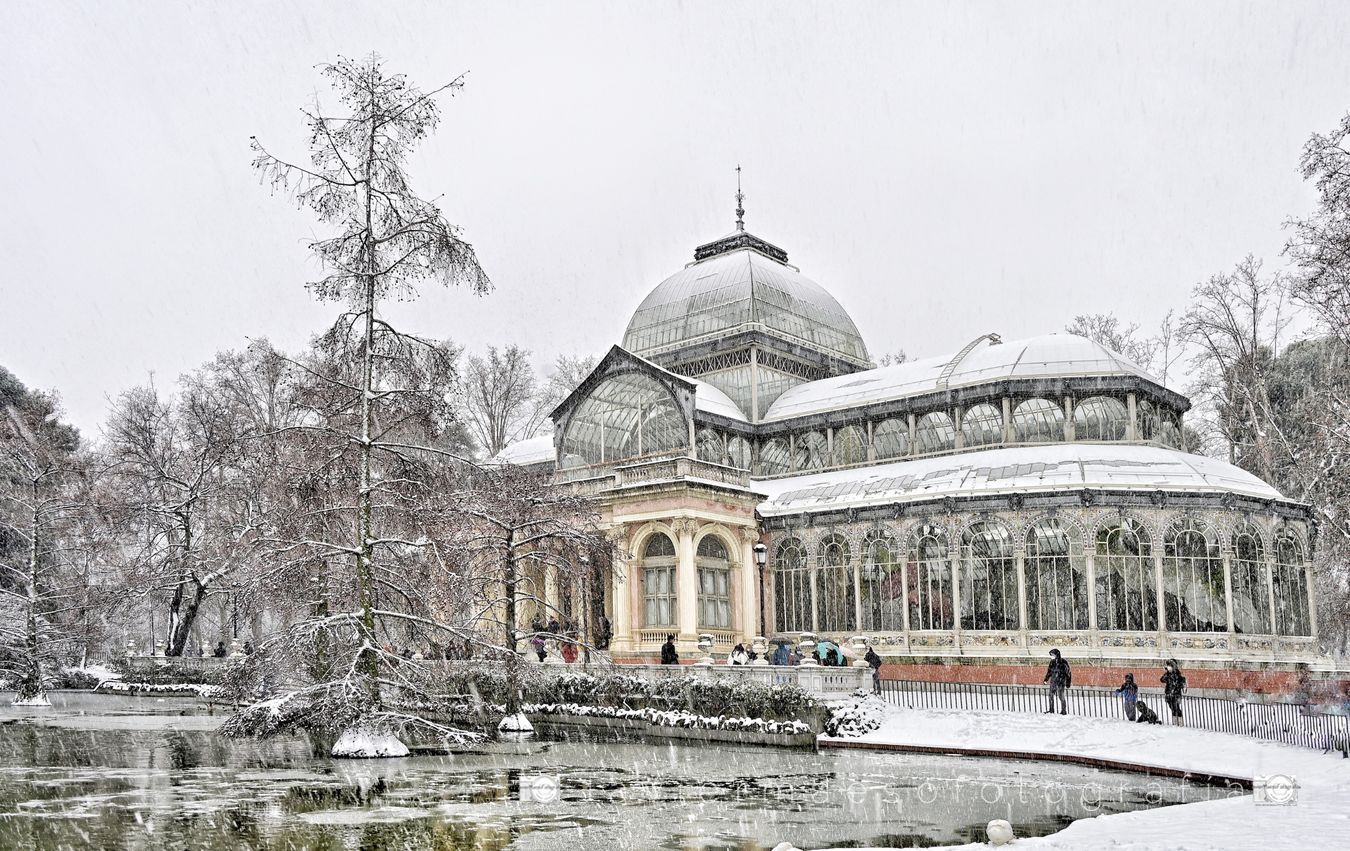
xmin=622 ymin=245 xmax=869 ymax=363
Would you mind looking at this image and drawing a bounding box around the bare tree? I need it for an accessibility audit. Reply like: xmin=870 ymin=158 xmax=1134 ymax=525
xmin=221 ymin=54 xmax=493 ymax=749
xmin=462 ymin=345 xmax=540 ymax=458
xmin=1177 ymin=256 xmax=1291 ymax=480
xmin=1065 ymin=313 xmax=1158 ymax=368
xmin=1287 ymin=110 xmax=1350 ymax=347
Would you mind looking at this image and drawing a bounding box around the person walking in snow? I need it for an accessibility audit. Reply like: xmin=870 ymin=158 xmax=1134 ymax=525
xmin=1161 ymin=659 xmax=1187 ymax=726
xmin=1043 ymin=648 xmax=1071 ymax=715
xmin=865 ymin=646 xmax=883 ymax=695
xmin=660 ymin=634 xmax=679 ymax=665
xmin=1114 ymin=673 xmax=1139 ymax=721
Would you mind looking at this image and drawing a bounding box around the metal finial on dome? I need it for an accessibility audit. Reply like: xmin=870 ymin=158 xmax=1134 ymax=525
xmin=735 ymin=165 xmax=745 ymax=232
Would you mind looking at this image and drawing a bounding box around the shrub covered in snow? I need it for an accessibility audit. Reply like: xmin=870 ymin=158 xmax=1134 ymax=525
xmin=822 ymin=695 xmax=887 ymax=738
xmin=520 ymin=702 xmax=813 ymax=736
xmin=95 ymin=680 xmax=224 ymax=698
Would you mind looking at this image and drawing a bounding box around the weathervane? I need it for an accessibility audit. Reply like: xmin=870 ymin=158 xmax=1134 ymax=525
xmin=735 ymin=165 xmax=745 ymax=232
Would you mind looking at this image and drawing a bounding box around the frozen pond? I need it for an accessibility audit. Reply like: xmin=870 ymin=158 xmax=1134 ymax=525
xmin=0 ymin=692 xmax=1234 ymax=850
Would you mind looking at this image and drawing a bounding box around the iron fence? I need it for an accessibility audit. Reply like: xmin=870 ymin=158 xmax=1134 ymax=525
xmin=879 ymin=678 xmax=1350 ymax=756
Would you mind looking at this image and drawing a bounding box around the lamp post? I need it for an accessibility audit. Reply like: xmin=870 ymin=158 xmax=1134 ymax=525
xmin=753 ymin=541 xmax=767 ymax=639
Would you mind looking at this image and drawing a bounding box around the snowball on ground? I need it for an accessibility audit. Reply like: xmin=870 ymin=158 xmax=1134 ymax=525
xmin=331 ymin=726 xmax=410 ymax=758
xmin=497 ymin=712 xmax=534 ymax=733
xmin=814 ymin=704 xmax=1350 ymax=851
xmin=10 ymin=693 xmax=51 ymax=707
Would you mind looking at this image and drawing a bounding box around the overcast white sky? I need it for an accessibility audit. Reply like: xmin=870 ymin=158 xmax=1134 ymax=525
xmin=4 ymin=1 xmax=1350 ymax=434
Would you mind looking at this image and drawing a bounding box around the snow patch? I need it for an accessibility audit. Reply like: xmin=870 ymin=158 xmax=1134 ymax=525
xmin=497 ymin=712 xmax=534 ymax=733
xmin=10 ymin=693 xmax=51 ymax=707
xmin=331 ymin=726 xmax=410 ymax=759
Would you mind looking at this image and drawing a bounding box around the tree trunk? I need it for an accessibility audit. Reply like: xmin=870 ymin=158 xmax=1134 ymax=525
xmin=169 ymin=579 xmax=207 ymax=656
xmin=504 ymin=531 xmax=521 ymax=716
xmin=355 ymin=83 xmax=380 ymax=707
xmin=19 ymin=490 xmax=42 ymax=701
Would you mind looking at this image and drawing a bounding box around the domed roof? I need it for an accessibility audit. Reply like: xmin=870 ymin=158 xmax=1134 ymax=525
xmin=622 ymin=233 xmax=870 ymax=365
xmin=764 ymin=333 xmax=1168 ymax=422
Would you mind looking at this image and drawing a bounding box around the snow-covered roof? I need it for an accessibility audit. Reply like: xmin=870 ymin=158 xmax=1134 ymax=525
xmin=753 ymin=444 xmax=1283 ymax=516
xmin=764 ymin=333 xmax=1165 ymax=423
xmin=622 ymin=245 xmax=870 ymax=364
xmin=490 ymin=434 xmax=556 ymax=466
xmin=691 ymin=378 xmax=747 ymax=421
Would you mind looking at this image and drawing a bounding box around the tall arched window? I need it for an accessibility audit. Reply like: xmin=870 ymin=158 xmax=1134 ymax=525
xmin=726 ymin=436 xmax=752 ymax=470
xmin=1163 ymin=518 xmax=1226 ymax=632
xmin=1014 ymin=399 xmax=1066 ymax=443
xmin=1159 ymin=411 xmax=1182 ymax=448
xmin=696 ymin=428 xmax=724 ymax=465
xmin=1273 ymin=533 xmax=1311 ymax=636
xmin=961 ymin=520 xmax=1018 ymax=630
xmin=1074 ymin=397 xmax=1128 ymax=441
xmin=960 ymin=403 xmax=1003 ymax=448
xmin=833 ymin=425 xmax=867 ymax=466
xmin=1095 ymin=519 xmax=1156 ymax=631
xmin=1231 ymin=523 xmax=1271 ymax=634
xmin=759 ymin=438 xmax=791 ymax=476
xmin=816 ymin=534 xmax=854 ymax=633
xmin=908 ymin=525 xmax=953 ymax=630
xmin=562 ymin=372 xmax=687 ymax=465
xmin=773 ymin=538 xmax=811 ymax=633
xmin=696 ymin=535 xmax=732 ymax=629
xmin=860 ymin=531 xmax=903 ymax=632
xmin=795 ymin=431 xmax=828 ymax=471
xmin=1026 ymin=519 xmax=1087 ymax=630
xmin=914 ymin=411 xmax=955 ymax=454
xmin=873 ymin=418 xmax=909 ymax=459
xmin=641 ymin=534 xmax=677 ymax=628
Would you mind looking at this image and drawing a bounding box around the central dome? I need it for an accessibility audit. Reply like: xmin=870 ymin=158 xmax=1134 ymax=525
xmin=622 ymin=232 xmax=870 ymax=365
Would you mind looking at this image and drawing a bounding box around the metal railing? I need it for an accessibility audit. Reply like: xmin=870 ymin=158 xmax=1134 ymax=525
xmin=879 ymin=678 xmax=1350 ymax=755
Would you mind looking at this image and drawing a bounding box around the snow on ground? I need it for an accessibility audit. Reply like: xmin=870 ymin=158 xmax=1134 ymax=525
xmin=65 ymin=662 xmax=122 ymax=683
xmin=331 ymin=726 xmax=410 ymax=758
xmin=816 ymin=703 xmax=1350 ymax=851
xmin=9 ymin=693 xmax=51 ymax=707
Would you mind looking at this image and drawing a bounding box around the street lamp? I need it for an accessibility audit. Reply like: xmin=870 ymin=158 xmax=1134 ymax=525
xmin=753 ymin=541 xmax=768 ymax=639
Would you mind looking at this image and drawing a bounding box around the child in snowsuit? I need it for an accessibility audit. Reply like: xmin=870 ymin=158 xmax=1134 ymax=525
xmin=1114 ymin=673 xmax=1139 ymax=721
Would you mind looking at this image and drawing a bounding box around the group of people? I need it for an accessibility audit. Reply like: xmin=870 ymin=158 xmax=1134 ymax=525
xmin=528 ymin=614 xmax=612 ymax=664
xmin=659 ymin=636 xmax=885 ymax=694
xmin=1044 ymin=648 xmax=1188 ymax=725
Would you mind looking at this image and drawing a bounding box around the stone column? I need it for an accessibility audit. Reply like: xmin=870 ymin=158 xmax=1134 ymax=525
xmin=950 ymin=541 xmax=962 ymax=652
xmin=1265 ymin=549 xmax=1278 ymax=638
xmin=1085 ymin=551 xmax=1098 ymax=645
xmin=1015 ymin=546 xmax=1029 ymax=646
xmin=1304 ymin=558 xmax=1318 ymax=638
xmin=1154 ymin=549 xmax=1168 ymax=640
xmin=1221 ymin=546 xmax=1235 ymax=644
xmin=1126 ymin=394 xmax=1138 ymax=442
xmin=611 ymin=528 xmax=634 ymax=651
xmin=738 ymin=527 xmax=759 ymax=642
xmin=1063 ymin=396 xmax=1074 ymax=442
xmin=1002 ymin=397 xmax=1013 ymax=444
xmin=674 ymin=518 xmax=698 ymax=647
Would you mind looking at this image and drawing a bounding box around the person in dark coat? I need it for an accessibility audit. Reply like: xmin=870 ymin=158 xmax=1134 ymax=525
xmin=1043 ymin=648 xmax=1071 ymax=715
xmin=864 ymin=647 xmax=883 ymax=695
xmin=660 ymin=635 xmax=679 ymax=665
xmin=212 ymin=641 xmax=227 ymax=658
xmin=771 ymin=641 xmax=791 ymax=666
xmin=1161 ymin=659 xmax=1187 ymax=726
xmin=1114 ymin=673 xmax=1139 ymax=722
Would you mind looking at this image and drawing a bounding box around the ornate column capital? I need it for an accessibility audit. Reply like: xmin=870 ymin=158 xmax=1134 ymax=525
xmin=672 ymin=518 xmax=698 ymax=537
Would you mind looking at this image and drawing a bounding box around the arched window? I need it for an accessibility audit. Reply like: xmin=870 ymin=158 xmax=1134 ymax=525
xmin=562 ymin=372 xmax=686 ymax=465
xmin=1026 ymin=519 xmax=1087 ymax=630
xmin=641 ymin=534 xmax=677 ymax=628
xmin=1095 ymin=519 xmax=1156 ymax=631
xmin=696 ymin=535 xmax=731 ymax=629
xmin=726 ymin=436 xmax=752 ymax=470
xmin=833 ymin=425 xmax=867 ymax=466
xmin=860 ymin=531 xmax=903 ymax=632
xmin=1137 ymin=398 xmax=1160 ymax=442
xmin=1074 ymin=397 xmax=1128 ymax=441
xmin=759 ymin=438 xmax=791 ymax=476
xmin=816 ymin=534 xmax=854 ymax=633
xmin=960 ymin=403 xmax=1003 ymax=448
xmin=1231 ymin=523 xmax=1271 ymax=634
xmin=773 ymin=538 xmax=811 ymax=633
xmin=908 ymin=524 xmax=953 ymax=630
xmin=795 ymin=431 xmax=828 ymax=471
xmin=914 ymin=411 xmax=955 ymax=454
xmin=961 ymin=520 xmax=1018 ymax=630
xmin=1273 ymin=533 xmax=1312 ymax=636
xmin=1013 ymin=398 xmax=1065 ymax=443
xmin=1163 ymin=518 xmax=1226 ymax=632
xmin=1159 ymin=411 xmax=1182 ymax=449
xmin=696 ymin=428 xmax=723 ymax=465
xmin=873 ymin=418 xmax=909 ymax=459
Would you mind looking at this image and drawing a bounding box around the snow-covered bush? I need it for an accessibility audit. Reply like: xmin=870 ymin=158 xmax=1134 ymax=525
xmin=95 ymin=680 xmax=224 ymax=698
xmin=823 ymin=695 xmax=886 ymax=738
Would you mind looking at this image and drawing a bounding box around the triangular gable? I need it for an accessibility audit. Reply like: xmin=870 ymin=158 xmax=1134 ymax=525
xmin=549 ymin=345 xmax=696 ymax=425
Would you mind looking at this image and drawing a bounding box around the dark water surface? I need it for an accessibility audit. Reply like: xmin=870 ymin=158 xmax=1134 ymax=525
xmin=0 ymin=692 xmax=1233 ymax=850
